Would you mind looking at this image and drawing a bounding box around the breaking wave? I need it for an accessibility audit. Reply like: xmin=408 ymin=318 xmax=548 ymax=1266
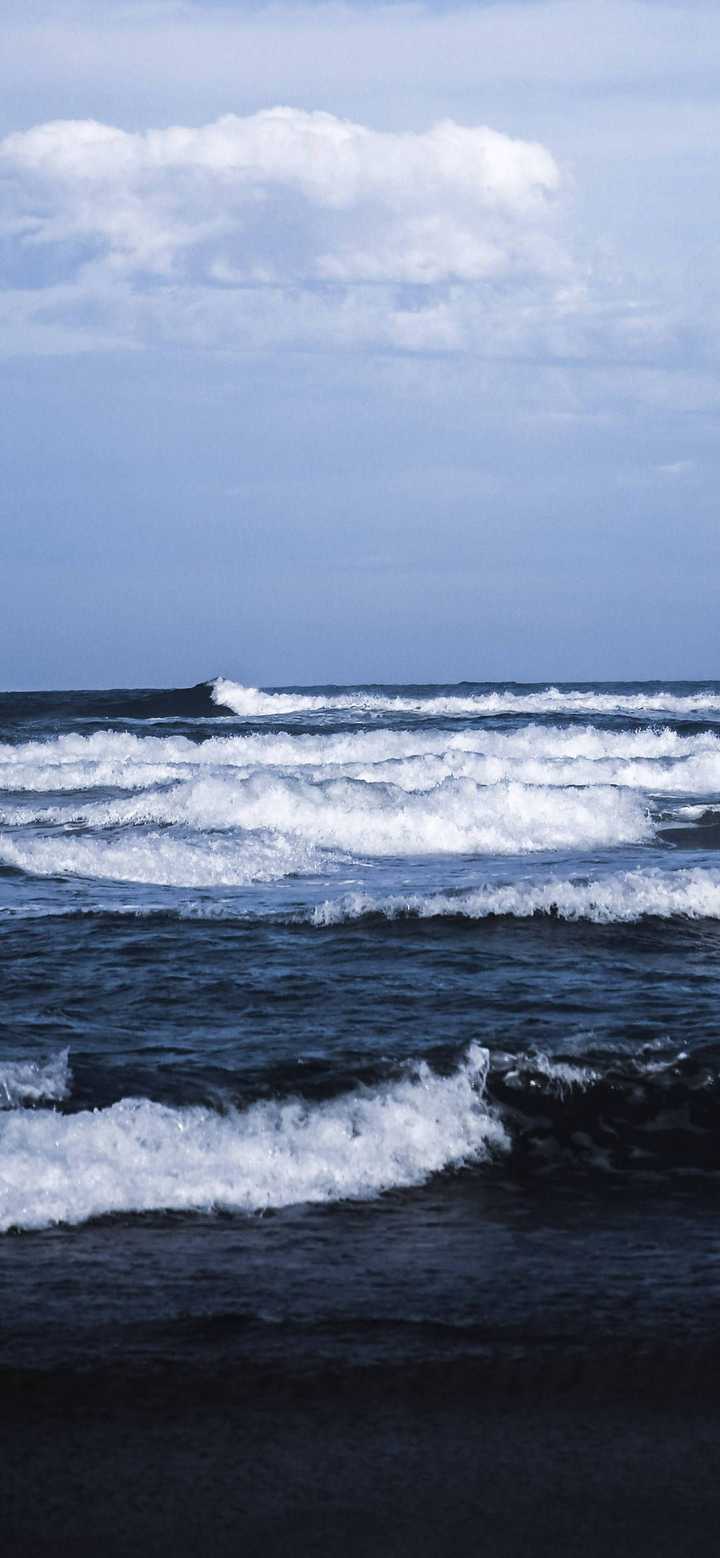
xmin=212 ymin=678 xmax=720 ymax=720
xmin=3 ymin=1039 xmax=720 ymax=1233
xmin=311 ymin=866 xmax=720 ymax=925
xmin=0 ymin=830 xmax=328 ymax=887
xmin=0 ymin=1045 xmax=506 ymax=1233
xmin=3 ymin=723 xmax=720 ymax=797
xmin=0 ymin=778 xmax=652 ymax=864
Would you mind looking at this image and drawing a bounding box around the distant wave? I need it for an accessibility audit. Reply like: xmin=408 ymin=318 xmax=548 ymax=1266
xmin=212 ymin=677 xmax=720 ymax=720
xmin=0 ymin=1045 xmax=506 ymax=1232
xmin=4 ymin=679 xmax=720 ymax=729
xmin=310 ymin=867 xmax=720 ymax=926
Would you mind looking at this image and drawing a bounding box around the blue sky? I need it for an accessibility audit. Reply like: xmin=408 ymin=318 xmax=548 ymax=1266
xmin=1 ymin=0 xmax=718 ymax=687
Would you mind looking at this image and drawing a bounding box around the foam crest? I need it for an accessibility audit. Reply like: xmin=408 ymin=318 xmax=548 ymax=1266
xmin=0 ymin=830 xmax=327 ymax=887
xmin=212 ymin=678 xmax=720 ymax=720
xmin=0 ymin=1045 xmax=507 ymax=1232
xmin=8 ymin=777 xmax=652 ymax=858
xmin=0 ymin=1050 xmax=70 ymax=1109
xmin=311 ymin=867 xmax=720 ymax=925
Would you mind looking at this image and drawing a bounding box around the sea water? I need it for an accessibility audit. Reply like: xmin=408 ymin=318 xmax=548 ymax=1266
xmin=2 ymin=680 xmax=719 ymax=1381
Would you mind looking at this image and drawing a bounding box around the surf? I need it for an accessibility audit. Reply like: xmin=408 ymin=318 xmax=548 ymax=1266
xmin=0 ymin=1044 xmax=506 ymax=1232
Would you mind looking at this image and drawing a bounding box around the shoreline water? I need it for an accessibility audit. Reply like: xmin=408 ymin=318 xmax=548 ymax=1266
xmin=6 ymin=1364 xmax=719 ymax=1557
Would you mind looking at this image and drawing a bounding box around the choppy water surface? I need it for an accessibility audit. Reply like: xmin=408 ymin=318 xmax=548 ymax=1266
xmin=2 ymin=679 xmax=720 ymax=1376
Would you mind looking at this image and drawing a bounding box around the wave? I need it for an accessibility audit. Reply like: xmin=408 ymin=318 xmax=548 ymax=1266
xmin=4 ymin=864 xmax=717 ymax=924
xmin=311 ymin=866 xmax=720 ymax=925
xmin=4 ymin=720 xmax=716 ymax=767
xmin=212 ymin=678 xmax=720 ymax=720
xmin=3 ymin=1040 xmax=719 ymax=1231
xmin=0 ymin=1045 xmax=506 ymax=1233
xmin=5 ymin=680 xmax=720 ymax=728
xmin=0 ymin=1050 xmax=70 ymax=1109
xmin=4 ymin=724 xmax=720 ymax=837
xmin=5 ymin=725 xmax=720 ymax=799
xmin=2 ymin=778 xmax=652 ymax=861
xmin=0 ymin=682 xmax=223 ymax=724
xmin=0 ymin=830 xmax=329 ymax=887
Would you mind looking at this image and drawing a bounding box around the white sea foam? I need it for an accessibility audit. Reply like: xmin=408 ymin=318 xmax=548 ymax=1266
xmin=310 ymin=867 xmax=720 ymax=925
xmin=0 ymin=830 xmax=328 ymax=887
xmin=0 ymin=1050 xmax=70 ymax=1109
xmin=331 ymin=749 xmax=720 ymax=796
xmin=0 ymin=757 xmax=188 ymax=794
xmin=212 ymin=677 xmax=720 ymax=720
xmin=2 ymin=724 xmax=718 ymax=797
xmin=4 ymin=778 xmax=652 ymax=858
xmin=0 ymin=1045 xmax=507 ymax=1232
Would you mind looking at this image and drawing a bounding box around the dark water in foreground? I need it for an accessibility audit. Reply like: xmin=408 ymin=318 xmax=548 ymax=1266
xmin=2 ymin=678 xmax=720 ymax=1402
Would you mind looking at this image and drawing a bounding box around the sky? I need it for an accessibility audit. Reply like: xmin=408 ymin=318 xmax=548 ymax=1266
xmin=1 ymin=0 xmax=718 ymax=688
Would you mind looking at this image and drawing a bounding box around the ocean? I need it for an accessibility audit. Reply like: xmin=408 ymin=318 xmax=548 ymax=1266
xmin=3 ymin=678 xmax=720 ymax=1554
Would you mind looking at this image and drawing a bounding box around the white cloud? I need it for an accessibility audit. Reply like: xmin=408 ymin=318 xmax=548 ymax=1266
xmin=0 ymin=108 xmax=571 ymax=354
xmin=1 ymin=100 xmax=712 ymax=390
xmin=1 ymin=108 xmax=562 ymax=283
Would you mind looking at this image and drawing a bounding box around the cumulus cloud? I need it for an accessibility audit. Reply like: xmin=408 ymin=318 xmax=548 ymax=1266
xmin=0 ymin=107 xmax=571 ymax=353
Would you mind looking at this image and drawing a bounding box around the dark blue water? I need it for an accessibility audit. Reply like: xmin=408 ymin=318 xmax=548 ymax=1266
xmin=2 ymin=679 xmax=720 ymax=1385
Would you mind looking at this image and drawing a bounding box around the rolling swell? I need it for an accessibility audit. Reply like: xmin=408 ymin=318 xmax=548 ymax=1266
xmin=0 ymin=681 xmax=223 ymax=726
